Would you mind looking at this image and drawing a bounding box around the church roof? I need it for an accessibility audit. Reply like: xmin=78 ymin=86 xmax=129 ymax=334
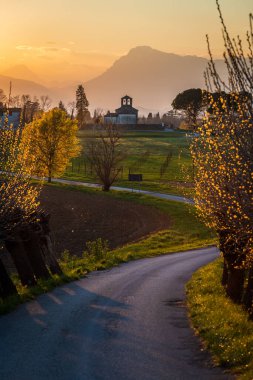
xmin=115 ymin=105 xmax=138 ymax=114
xmin=121 ymin=95 xmax=132 ymax=100
xmin=105 ymin=112 xmax=117 ymax=117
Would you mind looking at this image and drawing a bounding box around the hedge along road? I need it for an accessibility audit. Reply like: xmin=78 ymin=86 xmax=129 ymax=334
xmin=0 ymin=248 xmax=233 ymax=380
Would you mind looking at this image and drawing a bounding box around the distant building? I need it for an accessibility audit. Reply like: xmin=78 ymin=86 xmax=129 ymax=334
xmin=0 ymin=106 xmax=22 ymax=129
xmin=104 ymin=95 xmax=138 ymax=125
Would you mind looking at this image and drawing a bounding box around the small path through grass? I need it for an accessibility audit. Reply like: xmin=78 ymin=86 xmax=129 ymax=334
xmin=51 ymin=177 xmax=194 ymax=204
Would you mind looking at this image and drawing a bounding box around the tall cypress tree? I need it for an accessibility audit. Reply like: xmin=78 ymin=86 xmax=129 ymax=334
xmin=76 ymin=85 xmax=90 ymax=128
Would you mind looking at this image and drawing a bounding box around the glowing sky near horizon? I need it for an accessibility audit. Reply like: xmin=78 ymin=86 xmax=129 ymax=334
xmin=0 ymin=0 xmax=252 ymax=83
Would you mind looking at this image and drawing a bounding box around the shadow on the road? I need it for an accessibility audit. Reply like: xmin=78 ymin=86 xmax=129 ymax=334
xmin=24 ymin=279 xmax=130 ymax=324
xmin=0 ymin=249 xmax=232 ymax=380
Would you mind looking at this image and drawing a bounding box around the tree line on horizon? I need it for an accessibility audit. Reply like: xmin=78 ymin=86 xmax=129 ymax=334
xmin=171 ymin=87 xmax=252 ymax=131
xmin=0 ymin=84 xmax=91 ymax=127
xmin=1 ymin=82 xmax=186 ymax=130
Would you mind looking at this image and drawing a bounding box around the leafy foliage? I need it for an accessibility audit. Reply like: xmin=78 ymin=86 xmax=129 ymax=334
xmin=84 ymin=238 xmax=109 ymax=260
xmin=0 ymin=120 xmax=42 ymax=298
xmin=191 ymin=1 xmax=253 ymax=307
xmin=0 ymin=123 xmax=40 ymax=238
xmin=172 ymin=88 xmax=206 ymax=130
xmin=22 ymin=108 xmax=81 ymax=182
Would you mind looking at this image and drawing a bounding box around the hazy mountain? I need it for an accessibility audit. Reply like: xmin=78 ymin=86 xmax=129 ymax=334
xmin=1 ymin=65 xmax=42 ymax=84
xmin=1 ymin=63 xmax=105 ymax=88
xmin=0 ymin=47 xmax=226 ymax=113
xmin=84 ymin=46 xmax=226 ymax=114
xmin=0 ymin=74 xmax=51 ymax=100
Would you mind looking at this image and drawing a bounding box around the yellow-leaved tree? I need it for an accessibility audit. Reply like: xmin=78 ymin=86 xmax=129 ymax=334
xmin=0 ymin=121 xmax=42 ymax=292
xmin=190 ymin=1 xmax=253 ymax=312
xmin=22 ymin=108 xmax=81 ymax=182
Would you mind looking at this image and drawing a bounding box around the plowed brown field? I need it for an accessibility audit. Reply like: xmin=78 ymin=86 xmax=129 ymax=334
xmin=40 ymin=186 xmax=170 ymax=256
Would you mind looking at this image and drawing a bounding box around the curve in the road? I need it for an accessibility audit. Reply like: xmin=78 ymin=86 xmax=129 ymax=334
xmin=0 ymin=248 xmax=232 ymax=380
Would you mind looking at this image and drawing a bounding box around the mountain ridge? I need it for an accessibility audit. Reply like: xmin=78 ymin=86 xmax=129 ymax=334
xmin=84 ymin=46 xmax=226 ymax=113
xmin=0 ymin=74 xmax=50 ymax=100
xmin=0 ymin=46 xmax=226 ymax=113
xmin=2 ymin=65 xmax=42 ymax=84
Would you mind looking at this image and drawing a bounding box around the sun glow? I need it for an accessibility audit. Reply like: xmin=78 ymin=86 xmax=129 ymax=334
xmin=0 ymin=0 xmax=251 ymax=85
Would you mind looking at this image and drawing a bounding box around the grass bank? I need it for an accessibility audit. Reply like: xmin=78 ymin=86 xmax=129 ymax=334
xmin=187 ymin=259 xmax=253 ymax=379
xmin=0 ymin=183 xmax=214 ymax=314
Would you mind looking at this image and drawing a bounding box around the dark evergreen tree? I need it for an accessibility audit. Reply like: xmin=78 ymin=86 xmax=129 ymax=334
xmin=76 ymin=85 xmax=90 ymax=128
xmin=58 ymin=100 xmax=67 ymax=113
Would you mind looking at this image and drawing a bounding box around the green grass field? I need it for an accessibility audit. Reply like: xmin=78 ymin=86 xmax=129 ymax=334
xmin=63 ymin=130 xmax=194 ymax=196
xmin=187 ymin=260 xmax=253 ymax=379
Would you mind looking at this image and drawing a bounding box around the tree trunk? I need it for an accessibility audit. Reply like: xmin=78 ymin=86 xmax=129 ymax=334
xmin=0 ymin=258 xmax=17 ymax=298
xmin=219 ymin=230 xmax=230 ymax=287
xmin=5 ymin=239 xmax=36 ymax=287
xmin=102 ymin=184 xmax=110 ymax=191
xmin=39 ymin=213 xmax=62 ymax=275
xmin=41 ymin=235 xmax=62 ymax=275
xmin=221 ymin=260 xmax=229 ymax=286
xmin=226 ymin=265 xmax=245 ymax=303
xmin=242 ymin=269 xmax=253 ymax=317
xmin=48 ymin=167 xmax=52 ymax=183
xmin=21 ymin=229 xmax=51 ymax=280
xmin=218 ymin=230 xmax=245 ymax=303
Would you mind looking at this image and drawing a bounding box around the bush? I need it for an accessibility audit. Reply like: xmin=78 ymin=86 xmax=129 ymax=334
xmin=84 ymin=238 xmax=109 ymax=260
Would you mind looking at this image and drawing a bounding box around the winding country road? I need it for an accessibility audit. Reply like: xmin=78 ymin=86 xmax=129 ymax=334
xmin=0 ymin=247 xmax=232 ymax=379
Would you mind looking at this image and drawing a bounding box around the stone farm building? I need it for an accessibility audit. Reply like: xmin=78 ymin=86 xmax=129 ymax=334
xmin=104 ymin=95 xmax=138 ymax=125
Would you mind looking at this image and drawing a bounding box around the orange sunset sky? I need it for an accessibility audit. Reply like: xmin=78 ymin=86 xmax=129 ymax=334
xmin=0 ymin=0 xmax=252 ymax=86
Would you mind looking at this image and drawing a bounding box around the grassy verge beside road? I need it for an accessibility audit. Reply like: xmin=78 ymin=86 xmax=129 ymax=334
xmin=0 ymin=183 xmax=214 ymax=314
xmin=187 ymin=259 xmax=253 ymax=379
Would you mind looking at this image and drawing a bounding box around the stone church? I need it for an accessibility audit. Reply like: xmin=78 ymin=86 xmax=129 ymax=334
xmin=104 ymin=95 xmax=138 ymax=125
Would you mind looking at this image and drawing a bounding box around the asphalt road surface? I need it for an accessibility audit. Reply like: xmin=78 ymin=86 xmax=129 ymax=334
xmin=0 ymin=247 xmax=232 ymax=380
